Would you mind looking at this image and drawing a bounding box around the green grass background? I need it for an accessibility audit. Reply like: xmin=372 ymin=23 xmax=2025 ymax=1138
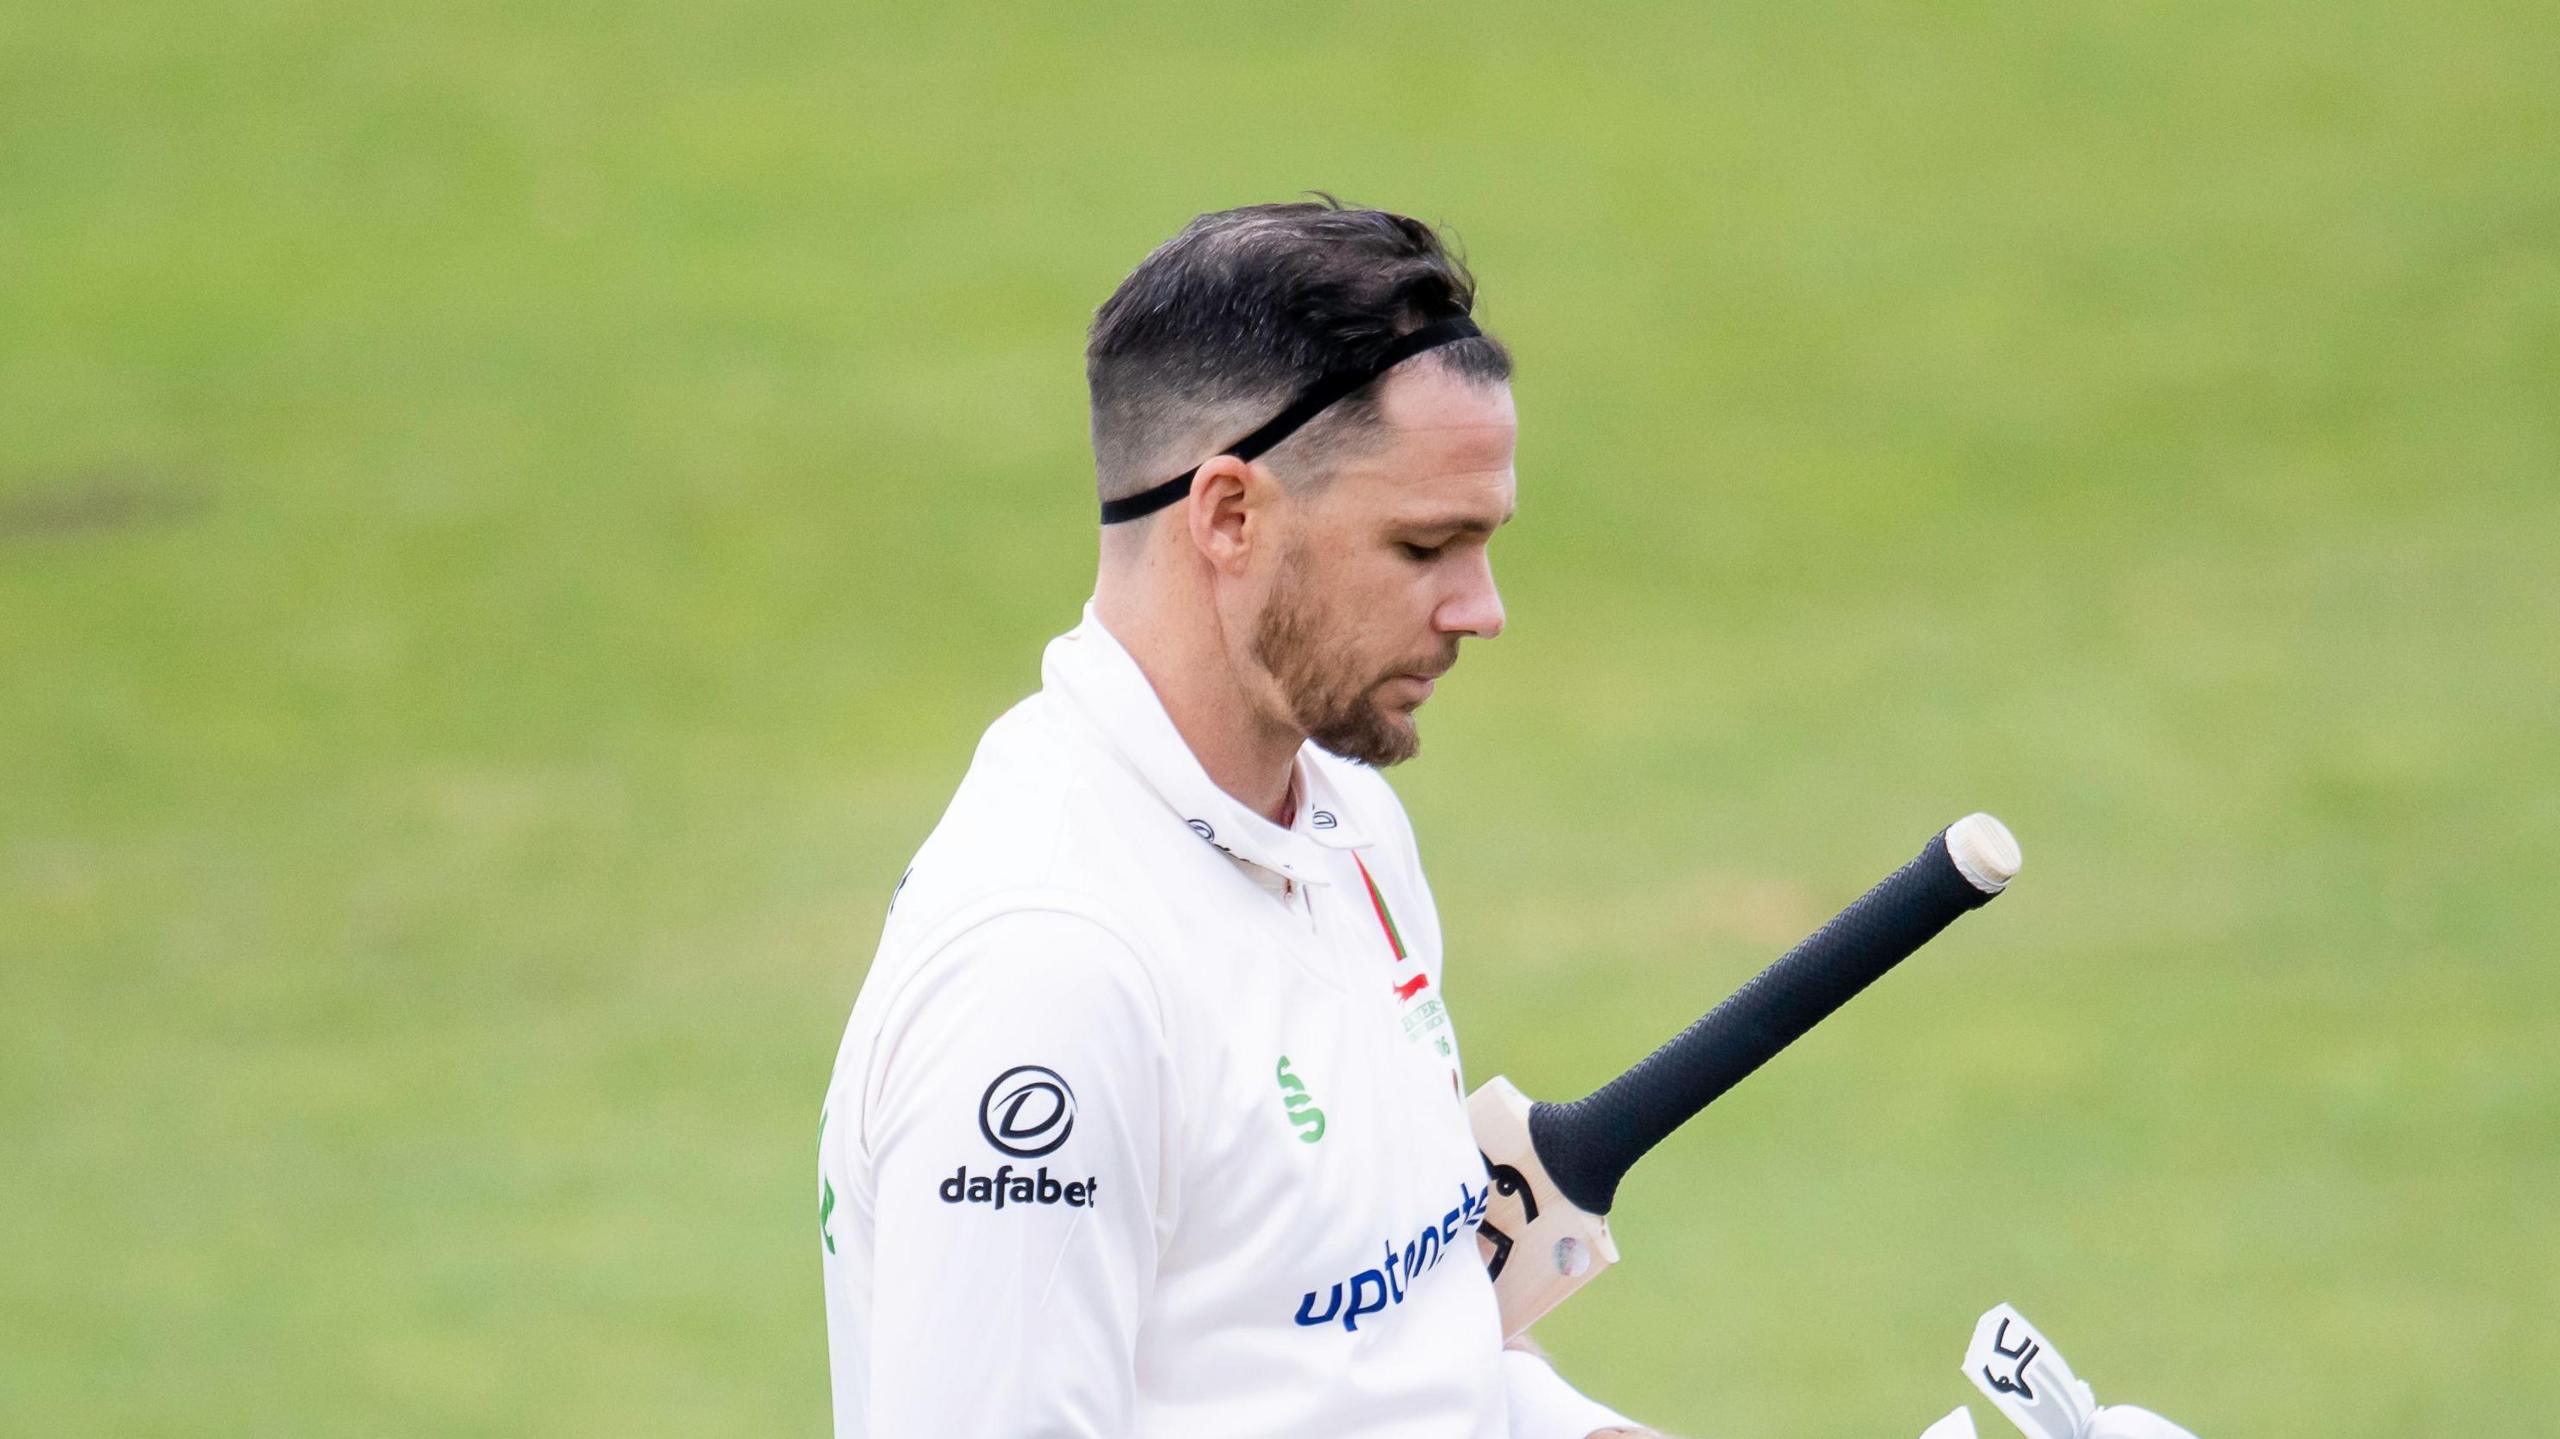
xmin=5 ymin=0 xmax=2554 ymax=1432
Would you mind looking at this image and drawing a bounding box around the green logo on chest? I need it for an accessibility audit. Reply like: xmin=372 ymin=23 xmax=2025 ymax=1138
xmin=1274 ymin=1056 xmax=1326 ymax=1144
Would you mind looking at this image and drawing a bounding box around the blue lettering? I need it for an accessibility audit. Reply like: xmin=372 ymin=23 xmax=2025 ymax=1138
xmin=1343 ymin=1269 xmax=1389 ymax=1331
xmin=1294 ymin=1284 xmax=1344 ymax=1327
xmin=1293 ymin=1180 xmax=1484 ymax=1334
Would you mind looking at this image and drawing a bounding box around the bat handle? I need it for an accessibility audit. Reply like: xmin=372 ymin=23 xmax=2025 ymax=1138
xmin=1529 ymin=817 xmax=2015 ymax=1217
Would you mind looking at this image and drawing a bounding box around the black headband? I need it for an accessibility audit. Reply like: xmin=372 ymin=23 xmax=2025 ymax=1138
xmin=1098 ymin=315 xmax=1484 ymax=525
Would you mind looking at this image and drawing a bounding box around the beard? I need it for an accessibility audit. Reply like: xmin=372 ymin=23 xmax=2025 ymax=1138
xmin=1250 ymin=544 xmax=1442 ymax=768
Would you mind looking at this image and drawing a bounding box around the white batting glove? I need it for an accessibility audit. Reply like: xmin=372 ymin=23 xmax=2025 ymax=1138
xmin=2084 ymin=1406 xmax=2198 ymax=1439
xmin=1921 ymin=1401 xmax=2196 ymax=1439
xmin=1953 ymin=1304 xmax=2198 ymax=1439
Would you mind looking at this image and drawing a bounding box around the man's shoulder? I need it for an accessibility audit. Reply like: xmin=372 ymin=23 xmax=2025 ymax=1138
xmin=842 ymin=697 xmax=1180 ymax=1069
xmin=879 ymin=692 xmax=1179 ymax=963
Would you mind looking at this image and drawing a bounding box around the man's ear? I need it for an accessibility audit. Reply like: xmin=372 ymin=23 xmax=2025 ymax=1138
xmin=1185 ymin=454 xmax=1268 ymax=574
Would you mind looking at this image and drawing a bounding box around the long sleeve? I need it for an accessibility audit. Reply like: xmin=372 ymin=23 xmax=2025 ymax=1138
xmin=1502 ymin=1348 xmax=1641 ymax=1439
xmin=857 ymin=910 xmax=1174 ymax=1437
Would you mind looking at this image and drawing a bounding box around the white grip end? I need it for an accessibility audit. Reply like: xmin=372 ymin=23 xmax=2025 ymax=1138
xmin=1946 ymin=813 xmax=2021 ymax=894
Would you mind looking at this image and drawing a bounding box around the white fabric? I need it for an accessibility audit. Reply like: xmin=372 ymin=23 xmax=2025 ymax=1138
xmin=819 ymin=605 xmax=1630 ymax=1438
xmin=2085 ymin=1406 xmax=2200 ymax=1439
xmin=1913 ymin=1402 xmax=2195 ymax=1439
xmin=1501 ymin=1350 xmax=1639 ymax=1438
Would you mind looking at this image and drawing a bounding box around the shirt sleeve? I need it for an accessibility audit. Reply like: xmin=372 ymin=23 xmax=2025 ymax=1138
xmin=1501 ymin=1348 xmax=1641 ymax=1439
xmin=859 ymin=908 xmax=1174 ymax=1438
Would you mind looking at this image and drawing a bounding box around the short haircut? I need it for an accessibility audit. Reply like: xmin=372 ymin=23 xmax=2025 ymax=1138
xmin=1086 ymin=198 xmax=1513 ymax=508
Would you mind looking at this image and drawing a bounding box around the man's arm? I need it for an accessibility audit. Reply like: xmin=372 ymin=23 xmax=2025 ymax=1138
xmin=858 ymin=910 xmax=1172 ymax=1436
xmin=1502 ymin=1334 xmax=1669 ymax=1439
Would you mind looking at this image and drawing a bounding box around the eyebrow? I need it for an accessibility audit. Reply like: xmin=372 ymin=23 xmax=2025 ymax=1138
xmin=1397 ymin=507 xmax=1517 ymax=537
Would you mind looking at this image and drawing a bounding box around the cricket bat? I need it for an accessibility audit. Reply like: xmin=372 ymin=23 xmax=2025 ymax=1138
xmin=1468 ymin=813 xmax=2023 ymax=1338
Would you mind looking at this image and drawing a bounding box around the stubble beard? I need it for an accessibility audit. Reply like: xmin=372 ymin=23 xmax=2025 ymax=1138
xmin=1250 ymin=547 xmax=1427 ymax=768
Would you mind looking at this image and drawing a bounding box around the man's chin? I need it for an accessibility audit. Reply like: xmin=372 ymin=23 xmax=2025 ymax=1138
xmin=1312 ymin=706 xmax=1420 ymax=768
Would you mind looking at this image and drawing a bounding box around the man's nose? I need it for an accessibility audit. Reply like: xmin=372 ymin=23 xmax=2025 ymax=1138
xmin=1438 ymin=554 xmax=1505 ymax=640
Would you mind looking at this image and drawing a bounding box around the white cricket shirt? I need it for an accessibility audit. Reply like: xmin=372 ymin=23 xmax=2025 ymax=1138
xmin=818 ymin=605 xmax=1630 ymax=1438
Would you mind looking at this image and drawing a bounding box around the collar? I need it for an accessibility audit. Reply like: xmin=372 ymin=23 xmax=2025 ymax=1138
xmin=1042 ymin=602 xmax=1378 ymax=885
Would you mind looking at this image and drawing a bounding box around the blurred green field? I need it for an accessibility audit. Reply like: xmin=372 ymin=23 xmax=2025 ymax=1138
xmin=5 ymin=0 xmax=2555 ymax=1433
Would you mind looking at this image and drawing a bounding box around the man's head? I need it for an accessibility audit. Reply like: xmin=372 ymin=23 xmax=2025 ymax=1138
xmin=1087 ymin=200 xmax=1517 ymax=767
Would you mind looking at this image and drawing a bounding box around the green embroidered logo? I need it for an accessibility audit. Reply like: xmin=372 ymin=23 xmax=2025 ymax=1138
xmin=1275 ymin=1056 xmax=1326 ymax=1144
xmin=818 ymin=1109 xmax=837 ymax=1255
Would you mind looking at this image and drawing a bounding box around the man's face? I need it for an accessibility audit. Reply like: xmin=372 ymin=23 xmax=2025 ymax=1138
xmin=1250 ymin=366 xmax=1517 ymax=766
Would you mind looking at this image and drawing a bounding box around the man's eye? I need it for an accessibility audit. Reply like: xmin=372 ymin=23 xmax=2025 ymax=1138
xmin=1399 ymin=542 xmax=1442 ymax=562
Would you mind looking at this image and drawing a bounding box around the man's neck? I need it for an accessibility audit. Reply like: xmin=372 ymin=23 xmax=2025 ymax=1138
xmin=1094 ymin=576 xmax=1301 ymax=825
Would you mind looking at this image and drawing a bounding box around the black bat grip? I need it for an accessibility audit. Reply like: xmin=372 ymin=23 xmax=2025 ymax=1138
xmin=1527 ymin=827 xmax=2000 ymax=1217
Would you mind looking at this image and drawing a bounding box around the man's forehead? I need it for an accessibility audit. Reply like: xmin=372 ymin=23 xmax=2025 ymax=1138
xmin=1340 ymin=364 xmax=1517 ymax=518
xmin=1377 ymin=361 xmax=1517 ymax=435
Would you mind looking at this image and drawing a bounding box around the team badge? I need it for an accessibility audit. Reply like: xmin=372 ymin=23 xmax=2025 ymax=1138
xmin=978 ymin=1065 xmax=1076 ymax=1158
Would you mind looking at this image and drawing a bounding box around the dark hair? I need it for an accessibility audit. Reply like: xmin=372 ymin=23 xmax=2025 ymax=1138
xmin=1086 ymin=198 xmax=1513 ymax=505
